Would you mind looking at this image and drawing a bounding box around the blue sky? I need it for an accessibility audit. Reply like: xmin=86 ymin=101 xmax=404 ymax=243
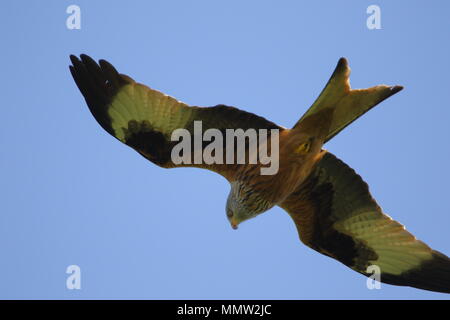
xmin=1 ymin=0 xmax=450 ymax=299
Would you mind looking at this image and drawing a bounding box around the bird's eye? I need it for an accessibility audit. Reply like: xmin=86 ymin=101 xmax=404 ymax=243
xmin=226 ymin=209 xmax=233 ymax=218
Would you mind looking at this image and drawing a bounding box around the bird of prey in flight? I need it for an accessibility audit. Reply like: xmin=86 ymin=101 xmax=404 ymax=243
xmin=70 ymin=54 xmax=450 ymax=294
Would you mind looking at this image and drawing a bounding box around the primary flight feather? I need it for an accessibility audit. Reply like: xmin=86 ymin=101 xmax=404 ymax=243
xmin=69 ymin=54 xmax=450 ymax=294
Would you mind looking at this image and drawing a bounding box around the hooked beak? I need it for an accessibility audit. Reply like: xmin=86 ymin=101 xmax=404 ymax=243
xmin=230 ymin=217 xmax=239 ymax=230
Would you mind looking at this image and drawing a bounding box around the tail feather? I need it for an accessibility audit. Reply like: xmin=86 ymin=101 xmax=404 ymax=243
xmin=294 ymin=58 xmax=403 ymax=142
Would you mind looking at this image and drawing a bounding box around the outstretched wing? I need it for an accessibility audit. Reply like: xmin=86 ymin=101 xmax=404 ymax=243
xmin=280 ymin=152 xmax=450 ymax=293
xmin=294 ymin=58 xmax=403 ymax=142
xmin=69 ymin=54 xmax=282 ymax=180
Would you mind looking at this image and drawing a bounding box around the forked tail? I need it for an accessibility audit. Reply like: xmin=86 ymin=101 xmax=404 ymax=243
xmin=294 ymin=58 xmax=403 ymax=142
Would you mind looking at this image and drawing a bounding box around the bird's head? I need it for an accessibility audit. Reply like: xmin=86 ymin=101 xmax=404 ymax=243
xmin=225 ymin=182 xmax=272 ymax=230
xmin=226 ymin=193 xmax=250 ymax=230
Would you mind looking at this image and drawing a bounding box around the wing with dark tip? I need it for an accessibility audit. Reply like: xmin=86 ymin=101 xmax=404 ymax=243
xmin=280 ymin=152 xmax=450 ymax=293
xmin=294 ymin=58 xmax=403 ymax=142
xmin=69 ymin=54 xmax=283 ymax=180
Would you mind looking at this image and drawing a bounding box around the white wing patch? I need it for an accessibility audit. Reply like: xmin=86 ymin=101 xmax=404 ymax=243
xmin=108 ymin=83 xmax=192 ymax=142
xmin=335 ymin=211 xmax=433 ymax=275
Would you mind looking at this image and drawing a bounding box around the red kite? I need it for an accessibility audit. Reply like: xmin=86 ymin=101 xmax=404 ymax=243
xmin=70 ymin=54 xmax=450 ymax=293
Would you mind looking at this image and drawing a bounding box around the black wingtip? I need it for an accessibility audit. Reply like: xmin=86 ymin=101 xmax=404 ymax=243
xmin=79 ymin=53 xmax=92 ymax=61
xmin=69 ymin=54 xmax=120 ymax=136
xmin=382 ymin=250 xmax=450 ymax=294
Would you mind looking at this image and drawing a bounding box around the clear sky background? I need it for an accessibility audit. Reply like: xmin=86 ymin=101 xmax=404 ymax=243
xmin=1 ymin=1 xmax=450 ymax=299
